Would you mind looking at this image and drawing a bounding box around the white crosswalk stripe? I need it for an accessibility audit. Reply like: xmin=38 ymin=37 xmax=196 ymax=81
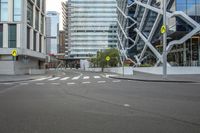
xmin=72 ymin=76 xmax=80 ymax=80
xmin=82 ymin=82 xmax=91 ymax=84
xmin=48 ymin=77 xmax=60 ymax=81
xmin=35 ymin=77 xmax=50 ymax=81
xmin=51 ymin=83 xmax=60 ymax=85
xmin=83 ymin=76 xmax=90 ymax=79
xmin=98 ymin=81 xmax=106 ymax=83
xmin=60 ymin=77 xmax=70 ymax=81
xmin=94 ymin=76 xmax=101 ymax=79
xmin=67 ymin=82 xmax=75 ymax=85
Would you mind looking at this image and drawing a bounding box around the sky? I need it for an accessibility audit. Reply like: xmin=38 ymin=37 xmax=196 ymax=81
xmin=46 ymin=0 xmax=67 ymax=30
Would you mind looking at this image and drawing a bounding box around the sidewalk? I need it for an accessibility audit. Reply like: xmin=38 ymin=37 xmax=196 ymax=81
xmin=109 ymin=71 xmax=200 ymax=83
xmin=0 ymin=70 xmax=66 ymax=83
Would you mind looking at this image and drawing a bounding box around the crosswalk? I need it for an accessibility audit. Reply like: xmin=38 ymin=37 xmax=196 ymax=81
xmin=35 ymin=75 xmax=106 ymax=82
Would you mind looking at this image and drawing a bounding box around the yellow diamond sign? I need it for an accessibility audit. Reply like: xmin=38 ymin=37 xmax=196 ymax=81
xmin=106 ymin=56 xmax=110 ymax=61
xmin=161 ymin=25 xmax=166 ymax=34
xmin=11 ymin=49 xmax=17 ymax=57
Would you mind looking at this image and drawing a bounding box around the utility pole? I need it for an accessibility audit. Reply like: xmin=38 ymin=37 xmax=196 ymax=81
xmin=162 ymin=0 xmax=167 ymax=79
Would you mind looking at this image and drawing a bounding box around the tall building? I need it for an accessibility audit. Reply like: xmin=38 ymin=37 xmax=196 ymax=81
xmin=117 ymin=0 xmax=200 ymax=67
xmin=0 ymin=0 xmax=46 ymax=75
xmin=68 ymin=0 xmax=118 ymax=59
xmin=61 ymin=1 xmax=69 ymax=58
xmin=46 ymin=11 xmax=59 ymax=55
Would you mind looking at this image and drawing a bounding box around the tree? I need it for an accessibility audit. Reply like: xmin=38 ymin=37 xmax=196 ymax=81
xmin=90 ymin=48 xmax=120 ymax=72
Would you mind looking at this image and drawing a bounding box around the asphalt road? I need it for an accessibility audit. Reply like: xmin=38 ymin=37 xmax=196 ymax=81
xmin=0 ymin=70 xmax=200 ymax=133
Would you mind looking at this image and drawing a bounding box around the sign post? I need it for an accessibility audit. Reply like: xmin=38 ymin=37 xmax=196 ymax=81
xmin=162 ymin=0 xmax=167 ymax=79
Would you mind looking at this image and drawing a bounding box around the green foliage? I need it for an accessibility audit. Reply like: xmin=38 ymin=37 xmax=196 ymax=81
xmin=90 ymin=48 xmax=120 ymax=71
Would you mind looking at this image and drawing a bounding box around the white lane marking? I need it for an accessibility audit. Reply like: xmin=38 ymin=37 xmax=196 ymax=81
xmin=112 ymin=80 xmax=121 ymax=83
xmin=105 ymin=74 xmax=117 ymax=78
xmin=72 ymin=76 xmax=80 ymax=80
xmin=98 ymin=81 xmax=106 ymax=83
xmin=83 ymin=76 xmax=90 ymax=79
xmin=48 ymin=77 xmax=60 ymax=81
xmin=36 ymin=83 xmax=45 ymax=85
xmin=82 ymin=82 xmax=91 ymax=84
xmin=34 ymin=77 xmax=50 ymax=81
xmin=94 ymin=76 xmax=101 ymax=79
xmin=60 ymin=77 xmax=70 ymax=81
xmin=19 ymin=83 xmax=29 ymax=85
xmin=51 ymin=83 xmax=60 ymax=85
xmin=1 ymin=83 xmax=14 ymax=85
xmin=67 ymin=82 xmax=75 ymax=85
xmin=124 ymin=104 xmax=130 ymax=107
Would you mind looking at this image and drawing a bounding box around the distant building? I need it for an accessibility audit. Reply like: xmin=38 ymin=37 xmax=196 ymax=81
xmin=46 ymin=11 xmax=59 ymax=55
xmin=0 ymin=0 xmax=46 ymax=75
xmin=68 ymin=0 xmax=118 ymax=60
xmin=57 ymin=30 xmax=66 ymax=60
xmin=117 ymin=0 xmax=200 ymax=67
xmin=61 ymin=1 xmax=69 ymax=58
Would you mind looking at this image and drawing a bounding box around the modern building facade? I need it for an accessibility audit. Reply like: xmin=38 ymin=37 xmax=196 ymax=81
xmin=61 ymin=1 xmax=69 ymax=58
xmin=46 ymin=11 xmax=59 ymax=55
xmin=68 ymin=0 xmax=118 ymax=59
xmin=117 ymin=0 xmax=200 ymax=67
xmin=0 ymin=0 xmax=46 ymax=75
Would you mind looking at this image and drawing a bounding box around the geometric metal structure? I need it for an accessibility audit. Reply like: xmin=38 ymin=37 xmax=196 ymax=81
xmin=117 ymin=0 xmax=200 ymax=67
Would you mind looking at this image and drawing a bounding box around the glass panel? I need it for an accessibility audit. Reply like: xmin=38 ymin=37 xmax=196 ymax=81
xmin=0 ymin=24 xmax=3 ymax=48
xmin=13 ymin=0 xmax=22 ymax=21
xmin=27 ymin=27 xmax=30 ymax=49
xmin=35 ymin=9 xmax=39 ymax=30
xmin=33 ymin=31 xmax=37 ymax=51
xmin=27 ymin=1 xmax=33 ymax=26
xmin=0 ymin=0 xmax=8 ymax=21
xmin=8 ymin=24 xmax=16 ymax=48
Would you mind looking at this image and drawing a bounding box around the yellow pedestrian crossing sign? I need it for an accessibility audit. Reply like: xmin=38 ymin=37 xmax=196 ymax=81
xmin=106 ymin=56 xmax=110 ymax=61
xmin=161 ymin=25 xmax=166 ymax=34
xmin=11 ymin=49 xmax=17 ymax=57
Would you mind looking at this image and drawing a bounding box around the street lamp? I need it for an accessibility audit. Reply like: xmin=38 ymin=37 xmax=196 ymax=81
xmin=162 ymin=0 xmax=167 ymax=79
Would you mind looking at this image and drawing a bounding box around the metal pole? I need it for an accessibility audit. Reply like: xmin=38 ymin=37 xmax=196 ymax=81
xmin=163 ymin=0 xmax=167 ymax=79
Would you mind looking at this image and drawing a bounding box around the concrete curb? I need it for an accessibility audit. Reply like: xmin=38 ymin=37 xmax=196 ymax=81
xmin=109 ymin=76 xmax=197 ymax=83
xmin=0 ymin=78 xmax=35 ymax=83
xmin=0 ymin=75 xmax=54 ymax=83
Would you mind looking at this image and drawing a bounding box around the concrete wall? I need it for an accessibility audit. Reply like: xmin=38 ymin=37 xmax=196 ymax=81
xmin=85 ymin=67 xmax=200 ymax=75
xmin=0 ymin=61 xmax=15 ymax=75
xmin=85 ymin=67 xmax=134 ymax=75
xmin=0 ymin=57 xmax=44 ymax=75
xmin=13 ymin=57 xmax=39 ymax=74
xmin=133 ymin=67 xmax=200 ymax=75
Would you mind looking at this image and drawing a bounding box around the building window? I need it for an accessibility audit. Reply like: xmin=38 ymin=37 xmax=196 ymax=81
xmin=27 ymin=27 xmax=30 ymax=49
xmin=39 ymin=35 xmax=42 ymax=52
xmin=0 ymin=24 xmax=3 ymax=48
xmin=35 ymin=9 xmax=39 ymax=30
xmin=13 ymin=0 xmax=21 ymax=21
xmin=33 ymin=31 xmax=36 ymax=51
xmin=27 ymin=1 xmax=33 ymax=26
xmin=8 ymin=24 xmax=16 ymax=48
xmin=0 ymin=0 xmax=8 ymax=21
xmin=40 ymin=15 xmax=44 ymax=33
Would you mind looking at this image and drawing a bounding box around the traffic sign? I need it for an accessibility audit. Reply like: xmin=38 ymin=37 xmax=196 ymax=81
xmin=161 ymin=25 xmax=166 ymax=34
xmin=105 ymin=56 xmax=110 ymax=61
xmin=11 ymin=49 xmax=17 ymax=57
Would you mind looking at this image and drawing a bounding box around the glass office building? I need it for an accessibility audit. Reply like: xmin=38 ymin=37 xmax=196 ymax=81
xmin=117 ymin=0 xmax=200 ymax=67
xmin=68 ymin=0 xmax=117 ymax=59
xmin=46 ymin=11 xmax=59 ymax=55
